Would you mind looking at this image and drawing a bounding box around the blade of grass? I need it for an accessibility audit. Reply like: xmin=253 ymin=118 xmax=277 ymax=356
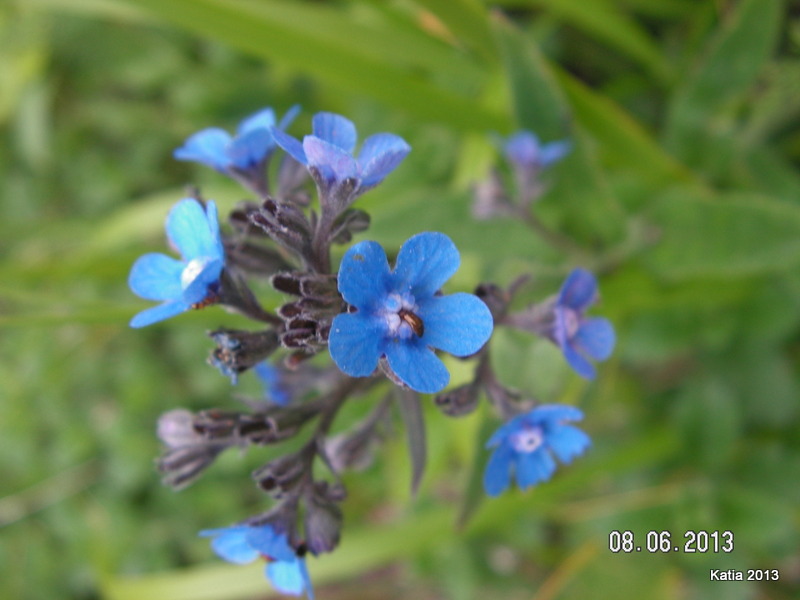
xmin=121 ymin=0 xmax=507 ymax=131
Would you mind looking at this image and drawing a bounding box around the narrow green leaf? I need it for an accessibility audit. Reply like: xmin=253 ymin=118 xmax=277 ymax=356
xmin=413 ymin=0 xmax=497 ymax=64
xmin=122 ymin=0 xmax=507 ymax=132
xmin=742 ymin=59 xmax=800 ymax=144
xmin=488 ymin=0 xmax=674 ymax=82
xmin=665 ymin=0 xmax=783 ymax=159
xmin=554 ymin=68 xmax=695 ymax=187
xmin=27 ymin=0 xmax=151 ymax=21
xmin=644 ymin=189 xmax=800 ymax=279
xmin=396 ymin=389 xmax=427 ymax=496
xmin=492 ymin=13 xmax=568 ymax=140
xmin=234 ymin=0 xmax=483 ymax=86
xmin=456 ymin=411 xmax=497 ymax=528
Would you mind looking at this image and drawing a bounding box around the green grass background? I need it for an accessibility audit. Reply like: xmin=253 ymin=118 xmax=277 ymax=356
xmin=1 ymin=0 xmax=799 ymax=598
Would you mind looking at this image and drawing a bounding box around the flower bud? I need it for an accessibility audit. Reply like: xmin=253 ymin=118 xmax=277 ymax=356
xmin=303 ymin=490 xmax=343 ymax=555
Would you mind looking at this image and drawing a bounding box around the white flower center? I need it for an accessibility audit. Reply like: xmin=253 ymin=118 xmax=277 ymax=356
xmin=380 ymin=292 xmax=422 ymax=338
xmin=561 ymin=308 xmax=580 ymax=338
xmin=181 ymin=258 xmax=209 ymax=289
xmin=510 ymin=426 xmax=544 ymax=453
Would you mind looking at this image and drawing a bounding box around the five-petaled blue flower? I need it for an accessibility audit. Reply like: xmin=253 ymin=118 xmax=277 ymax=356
xmin=328 ymin=232 xmax=494 ymax=394
xmin=502 ymin=130 xmax=571 ymax=171
xmin=200 ymin=524 xmax=313 ymax=599
xmin=174 ymin=105 xmax=300 ymax=174
xmin=552 ymin=268 xmax=615 ymax=379
xmin=272 ymin=111 xmax=410 ymax=204
xmin=128 ymin=198 xmax=225 ymax=328
xmin=483 ymin=404 xmax=590 ymax=497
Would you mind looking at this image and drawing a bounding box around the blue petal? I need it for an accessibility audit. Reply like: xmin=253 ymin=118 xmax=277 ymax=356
xmin=181 ymin=257 xmax=223 ymax=305
xmin=199 ymin=527 xmax=259 ymax=564
xmin=237 ymin=107 xmax=276 ymax=135
xmin=557 ymin=269 xmax=598 ymax=311
xmin=329 ymin=312 xmax=383 ymax=377
xmin=515 ymin=447 xmax=556 ymax=489
xmin=392 ymin=232 xmax=460 ymax=298
xmin=504 ymin=131 xmax=540 ymax=165
xmin=228 ymin=128 xmax=274 ymax=169
xmin=574 ymin=318 xmax=615 ymax=360
xmin=166 ymin=199 xmax=224 ymax=263
xmin=128 ymin=253 xmax=184 ymax=300
xmin=272 ymin=128 xmax=308 ymax=165
xmin=303 ymin=136 xmax=358 ymax=182
xmin=174 ymin=128 xmax=231 ymax=171
xmin=266 ymin=559 xmax=312 ymax=598
xmin=539 ymin=140 xmax=571 ymax=166
xmin=129 ymin=300 xmax=189 ymax=328
xmin=416 ymin=293 xmax=493 ymax=356
xmin=246 ymin=526 xmax=296 ymax=562
xmin=485 ymin=416 xmax=524 ymax=448
xmin=277 ymin=105 xmax=301 ymax=131
xmin=358 ymin=133 xmax=411 ymax=188
xmin=255 ymin=363 xmax=291 ymax=405
xmin=205 ymin=201 xmax=225 ymax=259
xmin=547 ymin=424 xmax=591 ymax=463
xmin=384 ymin=338 xmax=450 ymax=394
xmin=562 ymin=341 xmax=597 ymax=380
xmin=528 ymin=404 xmax=584 ymax=427
xmin=337 ymin=240 xmax=391 ymax=308
xmin=312 ymin=112 xmax=356 ymax=153
xmin=483 ymin=442 xmax=515 ymax=497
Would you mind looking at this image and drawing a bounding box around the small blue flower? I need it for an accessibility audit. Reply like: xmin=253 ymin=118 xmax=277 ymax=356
xmin=553 ymin=268 xmax=615 ymax=379
xmin=128 ymin=198 xmax=225 ymax=328
xmin=483 ymin=404 xmax=590 ymax=497
xmin=272 ymin=112 xmax=410 ymax=202
xmin=175 ymin=105 xmax=300 ymax=173
xmin=200 ymin=524 xmax=314 ymax=599
xmin=328 ymin=232 xmax=494 ymax=394
xmin=502 ymin=131 xmax=570 ymax=170
xmin=254 ymin=362 xmax=291 ymax=406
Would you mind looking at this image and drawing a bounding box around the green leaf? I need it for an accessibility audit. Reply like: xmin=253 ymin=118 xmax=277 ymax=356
xmin=396 ymin=389 xmax=427 ymax=496
xmin=665 ymin=0 xmax=783 ymax=160
xmin=121 ymin=0 xmax=507 ymax=132
xmin=644 ymin=189 xmax=800 ymax=279
xmin=554 ymin=68 xmax=695 ymax=188
xmin=489 ymin=0 xmax=674 ymax=83
xmin=413 ymin=0 xmax=497 ymax=64
xmin=455 ymin=410 xmax=496 ymax=528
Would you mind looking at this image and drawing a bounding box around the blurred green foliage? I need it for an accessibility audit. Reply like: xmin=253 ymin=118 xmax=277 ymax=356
xmin=2 ymin=0 xmax=799 ymax=598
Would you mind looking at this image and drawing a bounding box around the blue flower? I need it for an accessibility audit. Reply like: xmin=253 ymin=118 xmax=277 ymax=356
xmin=502 ymin=131 xmax=570 ymax=171
xmin=174 ymin=105 xmax=300 ymax=173
xmin=483 ymin=404 xmax=590 ymax=497
xmin=328 ymin=232 xmax=494 ymax=394
xmin=200 ymin=524 xmax=314 ymax=599
xmin=553 ymin=268 xmax=615 ymax=379
xmin=128 ymin=198 xmax=225 ymax=328
xmin=272 ymin=112 xmax=410 ymax=203
xmin=254 ymin=362 xmax=291 ymax=406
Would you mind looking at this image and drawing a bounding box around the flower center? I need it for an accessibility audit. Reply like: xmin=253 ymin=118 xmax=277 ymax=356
xmin=381 ymin=293 xmax=424 ymax=338
xmin=510 ymin=425 xmax=544 ymax=453
xmin=561 ymin=307 xmax=580 ymax=339
xmin=181 ymin=257 xmax=210 ymax=289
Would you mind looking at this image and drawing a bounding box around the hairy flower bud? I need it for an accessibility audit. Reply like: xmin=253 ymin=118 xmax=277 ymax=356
xmin=434 ymin=382 xmax=481 ymax=417
xmin=208 ymin=328 xmax=280 ymax=383
xmin=303 ymin=486 xmax=343 ymax=555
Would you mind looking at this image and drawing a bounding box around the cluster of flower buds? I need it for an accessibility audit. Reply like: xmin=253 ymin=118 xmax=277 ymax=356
xmin=128 ymin=106 xmax=615 ymax=598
